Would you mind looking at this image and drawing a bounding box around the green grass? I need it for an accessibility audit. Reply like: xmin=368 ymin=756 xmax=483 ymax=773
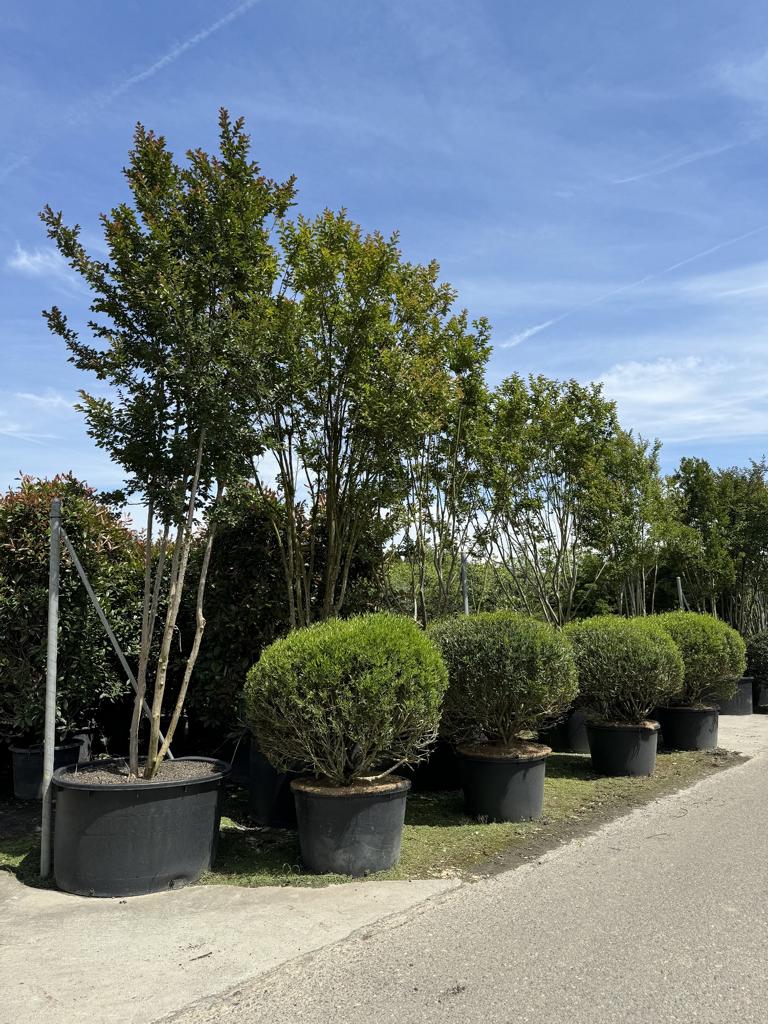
xmin=202 ymin=748 xmax=738 ymax=887
xmin=0 ymin=749 xmax=740 ymax=891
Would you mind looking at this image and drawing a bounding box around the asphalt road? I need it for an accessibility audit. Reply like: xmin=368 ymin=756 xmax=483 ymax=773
xmin=165 ymin=724 xmax=768 ymax=1024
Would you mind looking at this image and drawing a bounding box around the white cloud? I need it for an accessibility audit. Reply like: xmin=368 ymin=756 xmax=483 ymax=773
xmin=15 ymin=390 xmax=74 ymax=411
xmin=720 ymin=49 xmax=768 ymax=104
xmin=6 ymin=243 xmax=80 ymax=290
xmin=599 ymin=354 xmax=768 ymax=443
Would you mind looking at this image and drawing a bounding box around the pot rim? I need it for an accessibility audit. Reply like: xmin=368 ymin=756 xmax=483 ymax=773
xmin=587 ymin=720 xmax=660 ymax=733
xmin=658 ymin=704 xmax=719 ymax=715
xmin=52 ymin=755 xmax=231 ymax=792
xmin=291 ymin=774 xmax=411 ymax=798
xmin=10 ymin=738 xmax=85 ymax=754
xmin=457 ymin=741 xmax=551 ymax=763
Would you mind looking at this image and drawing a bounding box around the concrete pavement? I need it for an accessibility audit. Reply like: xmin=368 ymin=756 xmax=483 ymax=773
xmin=2 ymin=715 xmax=766 ymax=1024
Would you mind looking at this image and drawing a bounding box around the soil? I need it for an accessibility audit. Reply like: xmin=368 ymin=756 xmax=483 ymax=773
xmin=457 ymin=740 xmax=551 ymax=761
xmin=292 ymin=775 xmax=411 ymax=796
xmin=590 ymin=720 xmax=660 ymax=730
xmin=61 ymin=759 xmax=225 ymax=786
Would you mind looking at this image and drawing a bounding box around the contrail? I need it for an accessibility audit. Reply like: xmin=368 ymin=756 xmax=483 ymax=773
xmin=0 ymin=0 xmax=263 ymax=182
xmin=501 ymin=223 xmax=768 ymax=348
xmin=611 ymin=139 xmax=749 ymax=185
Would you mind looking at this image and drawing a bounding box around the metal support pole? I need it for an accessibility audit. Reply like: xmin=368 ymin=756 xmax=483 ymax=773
xmin=60 ymin=528 xmax=172 ymax=758
xmin=40 ymin=498 xmax=61 ymax=879
xmin=676 ymin=576 xmax=685 ymax=611
xmin=461 ymin=552 xmax=470 ymax=616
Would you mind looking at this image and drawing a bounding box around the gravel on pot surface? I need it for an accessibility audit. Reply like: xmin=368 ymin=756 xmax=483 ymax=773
xmin=63 ymin=759 xmax=222 ymax=786
xmin=457 ymin=740 xmax=551 ymax=760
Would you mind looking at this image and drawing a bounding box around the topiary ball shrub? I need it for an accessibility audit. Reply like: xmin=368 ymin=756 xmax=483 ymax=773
xmin=244 ymin=613 xmax=447 ymax=786
xmin=655 ymin=612 xmax=746 ymax=707
xmin=563 ymin=616 xmax=683 ymax=724
xmin=427 ymin=611 xmax=578 ymax=748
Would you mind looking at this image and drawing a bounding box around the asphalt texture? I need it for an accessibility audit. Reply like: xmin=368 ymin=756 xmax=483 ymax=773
xmin=162 ymin=716 xmax=768 ymax=1024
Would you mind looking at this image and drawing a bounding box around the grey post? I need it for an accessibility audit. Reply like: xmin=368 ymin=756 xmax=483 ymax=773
xmin=461 ymin=552 xmax=469 ymax=615
xmin=40 ymin=498 xmax=61 ymax=878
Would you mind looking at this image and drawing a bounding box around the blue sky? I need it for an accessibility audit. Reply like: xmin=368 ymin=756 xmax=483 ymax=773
xmin=2 ymin=0 xmax=768 ymax=491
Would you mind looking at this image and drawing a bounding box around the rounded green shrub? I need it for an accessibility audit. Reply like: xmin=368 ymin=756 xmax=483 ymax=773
xmin=427 ymin=612 xmax=578 ymax=747
xmin=655 ymin=611 xmax=746 ymax=706
xmin=244 ymin=613 xmax=447 ymax=785
xmin=563 ymin=616 xmax=683 ymax=724
xmin=746 ymin=630 xmax=768 ymax=686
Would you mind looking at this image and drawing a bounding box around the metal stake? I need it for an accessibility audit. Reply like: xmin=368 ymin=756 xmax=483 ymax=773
xmin=40 ymin=498 xmax=61 ymax=878
xmin=461 ymin=552 xmax=469 ymax=615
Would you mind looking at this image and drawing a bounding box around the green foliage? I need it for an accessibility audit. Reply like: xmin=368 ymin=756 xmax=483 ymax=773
xmin=655 ymin=611 xmax=746 ymax=706
xmin=746 ymin=631 xmax=768 ymax=685
xmin=563 ymin=616 xmax=684 ymax=724
xmin=41 ymin=109 xmax=296 ymax=775
xmin=244 ymin=613 xmax=447 ymax=785
xmin=484 ymin=375 xmax=631 ymax=625
xmin=0 ymin=475 xmax=142 ymax=742
xmin=427 ymin=612 xmax=578 ymax=746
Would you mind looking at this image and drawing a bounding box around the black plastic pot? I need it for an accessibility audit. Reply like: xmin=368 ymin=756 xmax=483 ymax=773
xmin=249 ymin=743 xmax=298 ymax=828
xmin=539 ymin=708 xmax=590 ymax=755
xmin=53 ymin=756 xmax=230 ymax=897
xmin=291 ymin=776 xmax=410 ymax=876
xmin=717 ymin=677 xmax=754 ymax=716
xmin=10 ymin=739 xmax=83 ymax=800
xmin=753 ymin=680 xmax=768 ymax=711
xmin=458 ymin=743 xmax=551 ymax=823
xmin=586 ymin=721 xmax=659 ymax=776
xmin=399 ymin=740 xmax=462 ymax=792
xmin=656 ymin=706 xmax=718 ymax=751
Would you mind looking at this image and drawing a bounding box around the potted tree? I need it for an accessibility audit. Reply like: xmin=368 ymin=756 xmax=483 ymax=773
xmin=0 ymin=476 xmax=141 ymax=799
xmin=654 ymin=612 xmax=746 ymax=748
xmin=747 ymin=631 xmax=768 ymax=710
xmin=245 ymin=613 xmax=447 ymax=876
xmin=41 ymin=111 xmax=295 ymax=896
xmin=564 ymin=616 xmax=683 ymax=776
xmin=428 ymin=611 xmax=578 ymax=822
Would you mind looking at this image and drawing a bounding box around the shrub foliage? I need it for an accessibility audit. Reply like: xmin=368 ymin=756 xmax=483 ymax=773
xmin=244 ymin=613 xmax=447 ymax=785
xmin=564 ymin=615 xmax=683 ymax=724
xmin=655 ymin=611 xmax=746 ymax=706
xmin=746 ymin=630 xmax=768 ymax=686
xmin=428 ymin=611 xmax=578 ymax=746
xmin=0 ymin=475 xmax=142 ymax=742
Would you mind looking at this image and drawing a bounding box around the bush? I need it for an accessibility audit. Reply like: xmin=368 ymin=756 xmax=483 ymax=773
xmin=244 ymin=613 xmax=447 ymax=785
xmin=746 ymin=630 xmax=768 ymax=685
xmin=655 ymin=611 xmax=745 ymax=706
xmin=0 ymin=475 xmax=142 ymax=743
xmin=563 ymin=616 xmax=683 ymax=724
xmin=427 ymin=612 xmax=578 ymax=747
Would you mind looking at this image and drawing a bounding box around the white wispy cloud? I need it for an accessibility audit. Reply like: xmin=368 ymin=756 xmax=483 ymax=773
xmin=501 ymin=224 xmax=768 ymax=348
xmin=0 ymin=0 xmax=265 ymax=182
xmin=6 ymin=242 xmax=82 ymax=292
xmin=599 ymin=354 xmax=768 ymax=444
xmin=611 ymin=139 xmax=753 ymax=185
xmin=720 ymin=48 xmax=768 ymax=103
xmin=15 ymin=390 xmax=73 ymax=411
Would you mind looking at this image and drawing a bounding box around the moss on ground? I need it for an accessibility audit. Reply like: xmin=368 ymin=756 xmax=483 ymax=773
xmin=0 ymin=749 xmax=741 ymax=891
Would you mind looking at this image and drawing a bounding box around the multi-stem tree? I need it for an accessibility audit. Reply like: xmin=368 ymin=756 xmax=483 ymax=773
xmin=41 ymin=110 xmax=295 ymax=778
xmin=254 ymin=209 xmax=463 ymax=626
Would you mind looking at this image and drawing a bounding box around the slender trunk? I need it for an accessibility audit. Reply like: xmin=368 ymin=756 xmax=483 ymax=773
xmin=156 ymin=484 xmax=221 ymax=762
xmin=145 ymin=432 xmax=206 ymax=779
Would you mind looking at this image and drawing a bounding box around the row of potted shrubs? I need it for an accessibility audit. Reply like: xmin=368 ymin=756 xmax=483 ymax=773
xmin=242 ymin=609 xmax=746 ymax=877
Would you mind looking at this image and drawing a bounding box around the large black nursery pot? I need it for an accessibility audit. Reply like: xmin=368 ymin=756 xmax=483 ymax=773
xmin=291 ymin=776 xmax=410 ymax=876
xmin=656 ymin=706 xmax=719 ymax=751
xmin=539 ymin=708 xmax=590 ymax=755
xmin=586 ymin=721 xmax=659 ymax=776
xmin=53 ymin=756 xmax=230 ymax=897
xmin=716 ymin=676 xmax=754 ymax=716
xmin=249 ymin=742 xmax=298 ymax=828
xmin=10 ymin=739 xmax=83 ymax=801
xmin=399 ymin=739 xmax=462 ymax=792
xmin=753 ymin=679 xmax=768 ymax=711
xmin=458 ymin=742 xmax=551 ymax=823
